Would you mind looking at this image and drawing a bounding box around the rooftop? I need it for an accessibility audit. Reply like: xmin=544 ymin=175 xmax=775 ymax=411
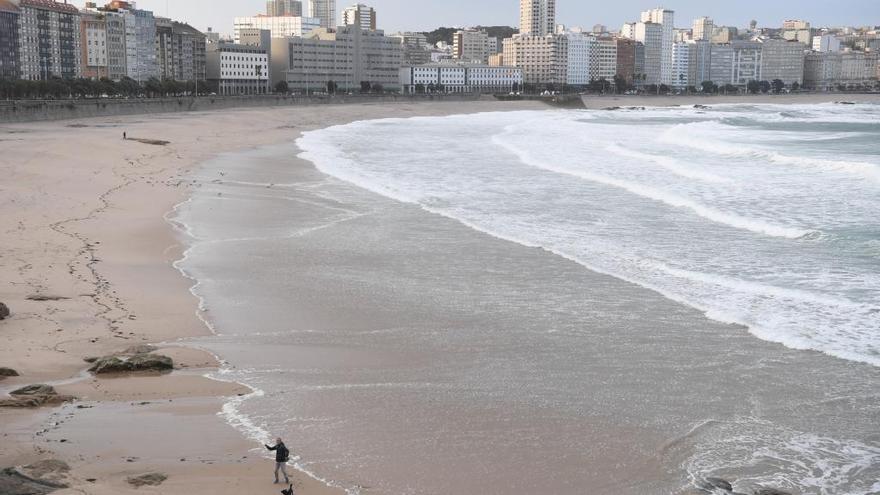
xmin=20 ymin=0 xmax=80 ymax=14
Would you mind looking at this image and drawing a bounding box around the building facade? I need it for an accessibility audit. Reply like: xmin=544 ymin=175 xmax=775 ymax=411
xmin=731 ymin=41 xmax=762 ymax=86
xmin=342 ymin=3 xmax=376 ymax=31
xmin=759 ymin=38 xmax=805 ymax=85
xmin=634 ymin=21 xmax=662 ymax=85
xmin=0 ymin=0 xmax=20 ymax=80
xmin=640 ymin=8 xmax=674 ymax=85
xmin=80 ymin=9 xmax=108 ymax=79
xmin=687 ymin=40 xmax=711 ymax=86
xmin=591 ymin=37 xmax=617 ymax=81
xmin=207 ymin=41 xmax=269 ymax=95
xmin=234 ymin=16 xmax=320 ymax=43
xmin=671 ymin=41 xmax=689 ymax=88
xmin=17 ymin=0 xmax=82 ymax=80
xmin=782 ymin=20 xmax=811 ymax=45
xmin=812 ymin=34 xmax=841 ymax=53
xmin=502 ymin=34 xmax=567 ymax=85
xmin=563 ymin=32 xmax=591 ymax=86
xmin=272 ymin=26 xmax=402 ymax=92
xmin=399 ymin=63 xmax=522 ymax=93
xmin=307 ymin=0 xmax=335 ymax=29
xmin=519 ymin=0 xmax=555 ymax=37
xmin=170 ymin=22 xmax=206 ymax=82
xmin=708 ymin=44 xmax=733 ymax=85
xmin=391 ymin=32 xmax=431 ymax=65
xmin=453 ymin=29 xmax=496 ymax=64
xmin=266 ymin=0 xmax=302 ymax=16
xmin=692 ymin=16 xmax=713 ymax=42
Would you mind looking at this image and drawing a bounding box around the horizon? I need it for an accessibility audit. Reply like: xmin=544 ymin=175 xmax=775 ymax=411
xmin=125 ymin=0 xmax=879 ymax=37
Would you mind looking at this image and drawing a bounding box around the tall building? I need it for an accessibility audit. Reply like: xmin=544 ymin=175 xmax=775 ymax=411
xmin=233 ymin=15 xmax=321 ymax=42
xmin=711 ymin=26 xmax=737 ymax=43
xmin=342 ymin=4 xmax=376 ymax=31
xmin=453 ymin=29 xmax=496 ymax=64
xmin=687 ymin=40 xmax=711 ymax=86
xmin=615 ymin=38 xmax=642 ymax=86
xmin=307 ymin=0 xmax=336 ymax=29
xmin=267 ymin=0 xmax=302 ymax=16
xmin=563 ymin=31 xmax=592 ymax=85
xmin=155 ymin=16 xmax=174 ymax=79
xmin=692 ymin=16 xmax=713 ymax=42
xmin=592 ymin=37 xmax=617 ymax=81
xmin=17 ymin=0 xmax=82 ymax=80
xmin=640 ymin=8 xmax=674 ymax=85
xmin=207 ymin=38 xmax=269 ymax=95
xmin=391 ymin=32 xmax=431 ymax=65
xmin=708 ymin=44 xmax=733 ymax=85
xmin=634 ymin=21 xmax=662 ymax=85
xmin=519 ymin=0 xmax=555 ymax=36
xmin=102 ymin=9 xmax=127 ymax=80
xmin=812 ymin=34 xmax=841 ymax=53
xmin=171 ymin=21 xmax=206 ymax=82
xmin=0 ymin=0 xmax=21 ymax=80
xmin=502 ymin=34 xmax=567 ymax=85
xmin=127 ymin=7 xmax=158 ymax=82
xmin=759 ymin=38 xmax=805 ymax=85
xmin=671 ymin=41 xmax=689 ymax=88
xmin=80 ymin=9 xmax=108 ymax=79
xmin=271 ymin=26 xmax=402 ymax=91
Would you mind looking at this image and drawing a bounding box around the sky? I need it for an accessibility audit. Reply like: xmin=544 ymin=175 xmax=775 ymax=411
xmin=129 ymin=0 xmax=879 ymax=36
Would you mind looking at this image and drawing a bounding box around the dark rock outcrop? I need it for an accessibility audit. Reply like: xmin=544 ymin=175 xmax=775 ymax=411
xmin=706 ymin=477 xmax=733 ymax=492
xmin=754 ymin=489 xmax=793 ymax=495
xmin=127 ymin=472 xmax=168 ymax=487
xmin=0 ymin=367 xmax=19 ymax=378
xmin=89 ymin=353 xmax=173 ymax=374
xmin=0 ymin=384 xmax=74 ymax=408
xmin=0 ymin=460 xmax=70 ymax=494
xmin=0 ymin=302 xmax=9 ymax=320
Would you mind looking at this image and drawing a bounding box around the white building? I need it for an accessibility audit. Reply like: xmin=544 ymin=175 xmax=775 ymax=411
xmin=233 ymin=16 xmax=320 ymax=43
xmin=671 ymin=41 xmax=689 ymax=88
xmin=519 ymin=0 xmax=555 ymax=36
xmin=782 ymin=20 xmax=812 ymax=45
xmin=812 ymin=34 xmax=841 ymax=53
xmin=399 ymin=63 xmax=523 ymax=93
xmin=80 ymin=10 xmax=108 ymax=79
xmin=307 ymin=0 xmax=335 ymax=30
xmin=563 ymin=32 xmax=592 ymax=85
xmin=342 ymin=4 xmax=376 ymax=31
xmin=453 ymin=29 xmax=497 ymax=64
xmin=692 ymin=16 xmax=713 ymax=42
xmin=640 ymin=8 xmax=674 ymax=85
xmin=207 ymin=42 xmax=269 ymax=95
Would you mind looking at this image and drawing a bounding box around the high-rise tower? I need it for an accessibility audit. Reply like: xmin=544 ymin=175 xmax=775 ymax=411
xmin=307 ymin=0 xmax=336 ymax=29
xmin=519 ymin=0 xmax=555 ymax=36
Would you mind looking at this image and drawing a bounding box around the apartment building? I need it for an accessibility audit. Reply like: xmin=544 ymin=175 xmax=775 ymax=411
xmin=687 ymin=40 xmax=711 ymax=85
xmin=453 ymin=29 xmax=497 ymax=64
xmin=266 ymin=0 xmax=302 ymax=16
xmin=502 ymin=34 xmax=568 ymax=85
xmin=592 ymin=37 xmax=617 ymax=81
xmin=671 ymin=41 xmax=689 ymax=88
xmin=634 ymin=21 xmax=662 ymax=85
xmin=812 ymin=34 xmax=841 ymax=53
xmin=616 ymin=38 xmax=644 ymax=86
xmin=692 ymin=16 xmax=713 ymax=42
xmin=342 ymin=4 xmax=376 ymax=31
xmin=731 ymin=40 xmax=762 ymax=85
xmin=17 ymin=0 xmax=82 ymax=80
xmin=782 ymin=20 xmax=812 ymax=45
xmin=170 ymin=22 xmax=206 ymax=82
xmin=271 ymin=26 xmax=402 ymax=91
xmin=0 ymin=0 xmax=20 ymax=80
xmin=80 ymin=9 xmax=108 ymax=79
xmin=640 ymin=8 xmax=674 ymax=85
xmin=563 ymin=32 xmax=591 ymax=86
xmin=759 ymin=38 xmax=805 ymax=85
xmin=519 ymin=0 xmax=555 ymax=36
xmin=307 ymin=0 xmax=335 ymax=30
xmin=391 ymin=32 xmax=431 ymax=65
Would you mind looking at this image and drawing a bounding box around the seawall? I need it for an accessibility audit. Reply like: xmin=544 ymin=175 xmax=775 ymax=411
xmin=0 ymin=93 xmax=484 ymax=124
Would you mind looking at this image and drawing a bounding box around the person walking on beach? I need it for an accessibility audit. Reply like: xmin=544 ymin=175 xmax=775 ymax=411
xmin=123 ymin=131 xmax=127 ymax=140
xmin=265 ymin=437 xmax=290 ymax=484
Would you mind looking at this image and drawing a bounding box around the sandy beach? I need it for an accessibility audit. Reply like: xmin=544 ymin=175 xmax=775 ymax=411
xmin=0 ymin=98 xmax=545 ymax=494
xmin=2 ymin=93 xmax=878 ymax=494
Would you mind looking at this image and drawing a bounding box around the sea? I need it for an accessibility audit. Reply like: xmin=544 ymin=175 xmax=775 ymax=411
xmin=173 ymin=103 xmax=880 ymax=495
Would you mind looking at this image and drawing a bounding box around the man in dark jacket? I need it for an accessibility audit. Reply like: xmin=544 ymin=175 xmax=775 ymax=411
xmin=265 ymin=437 xmax=290 ymax=484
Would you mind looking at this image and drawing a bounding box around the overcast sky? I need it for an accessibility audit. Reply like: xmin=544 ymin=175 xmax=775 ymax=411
xmin=126 ymin=0 xmax=879 ymax=36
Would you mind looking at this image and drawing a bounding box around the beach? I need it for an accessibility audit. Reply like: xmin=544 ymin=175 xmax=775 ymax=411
xmin=2 ymin=93 xmax=879 ymax=495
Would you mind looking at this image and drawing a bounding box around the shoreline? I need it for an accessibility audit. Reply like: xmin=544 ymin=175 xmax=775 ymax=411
xmin=0 ymin=99 xmax=545 ymax=494
xmin=579 ymin=92 xmax=880 ymax=109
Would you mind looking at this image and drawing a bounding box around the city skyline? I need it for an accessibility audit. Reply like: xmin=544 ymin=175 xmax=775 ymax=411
xmin=133 ymin=0 xmax=879 ymax=36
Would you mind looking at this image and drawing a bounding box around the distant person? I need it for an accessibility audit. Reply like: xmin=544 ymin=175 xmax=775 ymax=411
xmin=265 ymin=438 xmax=290 ymax=484
xmin=123 ymin=131 xmax=127 ymax=140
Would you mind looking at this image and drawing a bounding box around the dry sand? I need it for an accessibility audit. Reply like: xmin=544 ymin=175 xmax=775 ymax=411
xmin=0 ymin=98 xmax=544 ymax=495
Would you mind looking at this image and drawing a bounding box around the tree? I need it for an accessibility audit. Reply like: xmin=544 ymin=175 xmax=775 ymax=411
xmin=360 ymin=81 xmax=371 ymax=93
xmin=274 ymin=80 xmax=289 ymax=94
xmin=723 ymin=83 xmax=738 ymax=94
xmin=511 ymin=82 xmax=520 ymax=93
xmin=701 ymin=80 xmax=717 ymax=94
xmin=613 ymin=74 xmax=628 ymax=94
xmin=371 ymin=83 xmax=384 ymax=94
xmin=645 ymin=83 xmax=658 ymax=94
xmin=771 ymin=79 xmax=785 ymax=94
xmin=791 ymin=81 xmax=800 ymax=92
xmin=326 ymin=80 xmax=337 ymax=94
xmin=759 ymin=80 xmax=771 ymax=94
xmin=658 ymin=83 xmax=670 ymax=94
xmin=746 ymin=80 xmax=761 ymax=94
xmin=686 ymin=85 xmax=698 ymax=94
xmin=414 ymin=83 xmax=425 ymax=94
